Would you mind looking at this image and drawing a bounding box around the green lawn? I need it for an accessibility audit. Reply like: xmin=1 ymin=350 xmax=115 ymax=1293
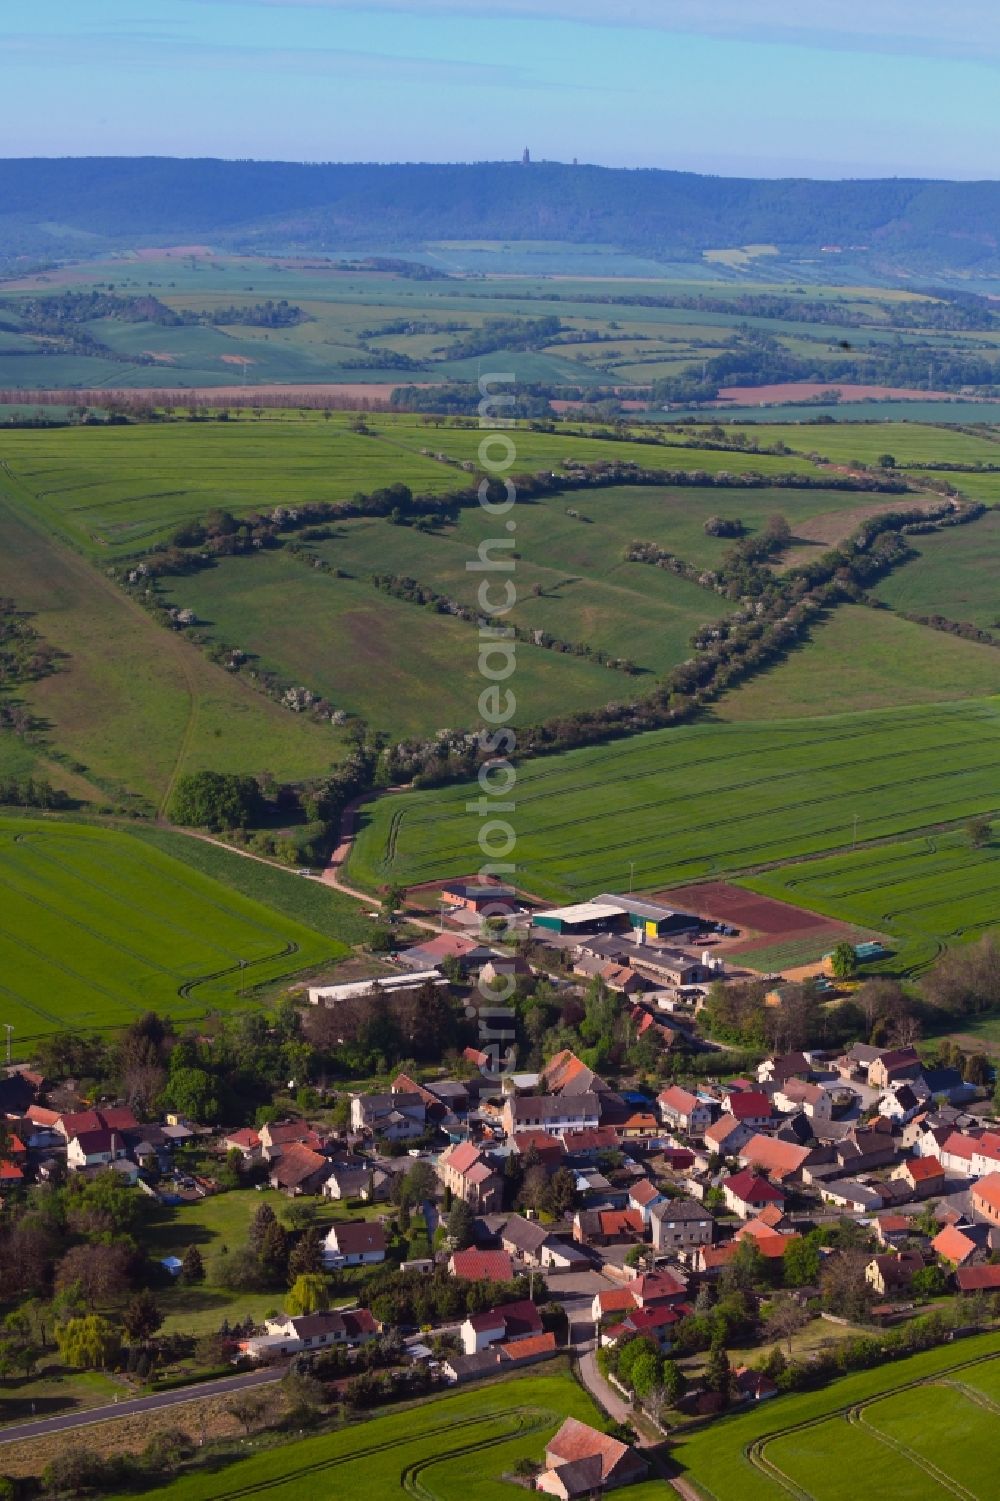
xmin=0 ymin=818 xmax=346 ymax=1041
xmin=105 ymin=1363 xmax=666 ymax=1501
xmin=873 ymin=509 xmax=1000 ymax=632
xmin=347 ymin=696 xmax=1000 ymax=900
xmin=672 ymin=1332 xmax=1000 ymax=1501
xmin=162 ymin=549 xmax=626 ymax=740
xmin=744 ymin=828 xmax=1000 ymax=975
xmin=142 ymin=1187 xmax=384 ymax=1335
xmin=717 ymin=605 xmax=1000 ymax=720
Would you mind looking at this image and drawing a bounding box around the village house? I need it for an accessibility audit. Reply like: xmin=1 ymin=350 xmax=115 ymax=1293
xmin=66 ymin=1128 xmax=130 ymax=1173
xmin=221 ymin=1127 xmax=260 ymax=1162
xmin=703 ymin=1114 xmax=752 ymax=1157
xmin=757 ymin=1052 xmax=815 ymax=1086
xmin=245 ymin=1307 xmax=378 ymax=1360
xmin=322 ymin=1220 xmax=387 ymax=1269
xmin=350 ymin=1091 xmax=426 ymax=1142
xmin=268 ymin=1142 xmax=331 ymax=1196
xmin=723 ymin=1090 xmax=773 ymax=1130
xmin=865 ymin=1251 xmax=924 ymax=1297
xmin=436 ymin=1141 xmax=504 ymax=1212
xmin=448 ymin=1247 xmax=514 ymax=1282
xmin=536 ymin=1417 xmax=648 ymax=1499
xmin=657 ymin=1085 xmax=712 ymax=1135
xmin=322 ymin=1163 xmax=392 ymax=1202
xmin=257 ymin=1120 xmax=323 ymax=1162
xmin=773 ymin=1079 xmax=833 ymax=1121
xmin=972 ymin=1173 xmax=1000 ymax=1227
xmin=819 ymin=1179 xmax=886 ymax=1214
xmin=440 ymin=879 xmax=518 ymax=916
xmin=957 ymin=1265 xmax=1000 ymax=1294
xmin=868 ymin=1047 xmax=921 ymax=1091
xmin=460 ymin=1298 xmax=542 ymax=1355
xmin=500 ymin=1214 xmax=554 ymax=1267
xmin=723 ymin=1170 xmax=784 ymax=1219
xmin=932 ymin=1224 xmax=979 ymax=1267
xmin=627 ymin=1178 xmax=666 ymax=1225
xmin=650 ymin=1197 xmax=715 ymax=1253
xmin=737 ymin=1134 xmax=811 ymax=1184
xmin=501 ymin=1093 xmax=601 ymax=1139
xmin=893 ymin=1156 xmax=945 ymax=1199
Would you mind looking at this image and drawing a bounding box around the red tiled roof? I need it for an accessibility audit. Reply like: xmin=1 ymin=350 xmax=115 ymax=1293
xmin=442 ymin=1140 xmax=482 ymax=1174
xmin=957 ymin=1265 xmax=1000 ymax=1291
xmin=905 ymin=1156 xmax=943 ymax=1181
xmin=973 ymin=1172 xmax=1000 ymax=1214
xmin=598 ymin=1208 xmax=644 ymax=1238
xmin=269 ymin=1143 xmax=328 ymax=1188
xmin=546 ymin=1417 xmax=632 ymax=1481
xmin=726 ymin=1091 xmax=771 ymax=1121
xmin=725 ymin=1169 xmax=784 ymax=1203
xmin=629 ymin=1179 xmax=661 ymax=1206
xmin=658 ymin=1085 xmax=698 ymax=1114
xmin=624 ymin=1305 xmax=680 ymax=1334
xmin=595 ymin=1288 xmax=636 ymax=1314
xmin=739 ymin=1135 xmax=810 ymax=1180
xmin=450 ymin=1248 xmax=514 ymax=1282
xmin=628 ymin=1269 xmax=687 ymax=1302
xmin=932 ymin=1225 xmax=977 ymax=1266
xmin=941 ymin=1131 xmax=978 ymax=1161
xmin=329 ymin=1221 xmax=387 ymax=1256
xmin=0 ymin=1162 xmax=24 ymax=1182
xmin=499 ymin=1331 xmax=556 ymax=1361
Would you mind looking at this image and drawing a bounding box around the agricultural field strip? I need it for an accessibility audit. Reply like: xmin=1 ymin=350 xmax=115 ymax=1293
xmin=366 ymin=703 xmax=1000 ymax=890
xmin=1 ymin=833 xmax=294 ymax=973
xmin=0 ymin=822 xmax=342 ymax=1037
xmin=753 ymin=1354 xmax=1000 ymax=1501
xmin=756 ymin=840 xmax=1000 ymax=930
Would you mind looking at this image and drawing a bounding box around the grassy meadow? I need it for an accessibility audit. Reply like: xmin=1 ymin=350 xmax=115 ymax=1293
xmin=0 ymin=485 xmax=340 ymax=809
xmin=0 ymin=818 xmax=344 ymax=1042
xmin=717 ymin=605 xmax=1000 ymax=720
xmin=347 ymin=697 xmax=1000 ymax=900
xmin=164 ymin=548 xmax=625 ymax=740
xmin=873 ymin=508 xmax=1000 ymax=632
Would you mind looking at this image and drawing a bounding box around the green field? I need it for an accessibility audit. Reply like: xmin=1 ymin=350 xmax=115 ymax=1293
xmin=718 ymin=605 xmax=1000 ymax=720
xmin=105 ymin=1363 xmax=664 ymax=1501
xmin=744 ymin=829 xmax=1000 ymax=974
xmin=873 ymin=509 xmax=1000 ymax=632
xmin=703 ymin=420 xmax=1000 ymax=466
xmin=0 ymin=484 xmax=338 ymax=808
xmin=0 ymin=413 xmax=824 ymax=562
xmin=347 ymin=697 xmax=1000 ymax=900
xmin=165 ymin=548 xmax=624 ymax=740
xmin=673 ymin=1334 xmax=1000 ymax=1501
xmin=0 ymin=818 xmax=345 ymax=1042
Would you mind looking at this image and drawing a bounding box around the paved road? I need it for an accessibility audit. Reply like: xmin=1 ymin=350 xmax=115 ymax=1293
xmin=0 ymin=1363 xmax=285 ymax=1447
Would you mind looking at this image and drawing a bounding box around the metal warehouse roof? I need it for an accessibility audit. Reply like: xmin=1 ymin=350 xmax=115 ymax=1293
xmin=535 ymin=902 xmax=628 ymax=924
xmin=593 ymin=893 xmax=694 ymax=922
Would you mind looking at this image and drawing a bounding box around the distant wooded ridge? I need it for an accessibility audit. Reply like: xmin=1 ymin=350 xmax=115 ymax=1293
xmin=2 ymin=157 xmax=1000 ymax=270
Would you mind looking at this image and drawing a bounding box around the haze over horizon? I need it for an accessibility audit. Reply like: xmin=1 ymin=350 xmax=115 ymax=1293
xmin=4 ymin=0 xmax=1000 ymax=181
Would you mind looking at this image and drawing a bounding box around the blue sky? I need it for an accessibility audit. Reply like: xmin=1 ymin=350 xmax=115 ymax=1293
xmin=4 ymin=0 xmax=999 ymax=178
